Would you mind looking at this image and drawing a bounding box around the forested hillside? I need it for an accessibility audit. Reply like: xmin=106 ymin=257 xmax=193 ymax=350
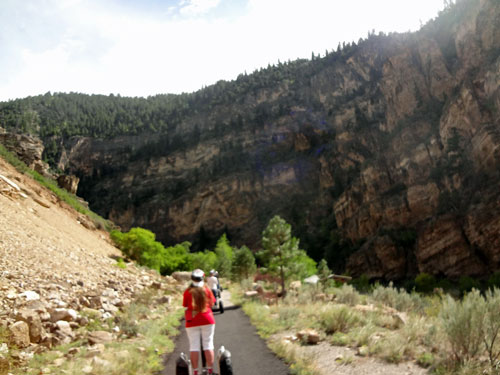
xmin=1 ymin=0 xmax=499 ymax=281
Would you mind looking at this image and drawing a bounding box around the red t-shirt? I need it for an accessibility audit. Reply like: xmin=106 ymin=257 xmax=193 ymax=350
xmin=183 ymin=286 xmax=216 ymax=327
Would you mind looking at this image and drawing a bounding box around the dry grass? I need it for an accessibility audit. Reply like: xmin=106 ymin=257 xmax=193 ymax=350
xmin=240 ymin=281 xmax=500 ymax=375
xmin=269 ymin=339 xmax=321 ymax=375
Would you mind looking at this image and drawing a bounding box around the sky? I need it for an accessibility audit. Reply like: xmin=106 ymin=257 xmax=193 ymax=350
xmin=0 ymin=0 xmax=446 ymax=101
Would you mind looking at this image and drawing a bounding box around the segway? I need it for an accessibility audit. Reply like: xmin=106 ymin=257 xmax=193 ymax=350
xmin=176 ymin=345 xmax=233 ymax=375
xmin=200 ymin=345 xmax=233 ymax=375
xmin=214 ymin=289 xmax=224 ymax=314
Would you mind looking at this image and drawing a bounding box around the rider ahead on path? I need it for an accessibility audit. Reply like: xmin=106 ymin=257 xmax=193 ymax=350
xmin=183 ymin=269 xmax=216 ymax=375
xmin=207 ymin=270 xmax=219 ymax=301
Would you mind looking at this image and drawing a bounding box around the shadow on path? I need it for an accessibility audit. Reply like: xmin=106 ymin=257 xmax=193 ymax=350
xmin=162 ymin=306 xmax=290 ymax=375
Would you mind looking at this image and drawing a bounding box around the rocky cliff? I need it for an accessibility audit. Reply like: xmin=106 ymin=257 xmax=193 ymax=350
xmin=2 ymin=0 xmax=499 ymax=281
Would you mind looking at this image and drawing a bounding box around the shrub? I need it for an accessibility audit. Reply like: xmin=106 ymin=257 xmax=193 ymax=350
xmin=350 ymin=323 xmax=377 ymax=347
xmin=439 ymin=289 xmax=485 ymax=363
xmin=371 ymin=282 xmax=425 ymax=312
xmin=415 ymin=273 xmax=437 ymax=294
xmin=416 ymin=352 xmax=434 ymax=368
xmin=110 ymin=228 xmax=191 ymax=274
xmin=458 ymin=276 xmax=481 ymax=295
xmin=330 ymin=332 xmax=349 ymax=346
xmin=189 ymin=250 xmax=217 ymax=273
xmin=320 ymin=305 xmax=362 ymax=334
xmin=231 ymin=246 xmax=256 ymax=281
xmin=277 ymin=305 xmax=300 ymax=329
xmin=487 ymin=272 xmax=500 ymax=290
xmin=483 ymin=288 xmax=500 ymax=369
xmin=350 ymin=274 xmax=371 ymax=293
xmin=436 ymin=278 xmax=454 ymax=293
xmin=333 ymin=284 xmax=360 ymax=306
xmin=316 ymin=259 xmax=330 ymax=291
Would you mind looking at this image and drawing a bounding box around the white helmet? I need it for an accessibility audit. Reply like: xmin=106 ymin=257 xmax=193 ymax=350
xmin=191 ymin=269 xmax=205 ymax=287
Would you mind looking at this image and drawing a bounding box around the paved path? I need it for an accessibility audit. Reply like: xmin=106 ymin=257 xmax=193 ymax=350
xmin=162 ymin=291 xmax=291 ymax=375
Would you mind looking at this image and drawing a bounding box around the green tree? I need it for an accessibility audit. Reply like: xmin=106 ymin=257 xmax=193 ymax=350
xmin=214 ymin=233 xmax=234 ymax=278
xmin=161 ymin=242 xmax=192 ymax=274
xmin=189 ymin=250 xmax=217 ymax=274
xmin=110 ymin=227 xmax=156 ymax=262
xmin=231 ymin=246 xmax=256 ymax=281
xmin=258 ymin=215 xmax=314 ymax=296
xmin=317 ymin=259 xmax=331 ymax=291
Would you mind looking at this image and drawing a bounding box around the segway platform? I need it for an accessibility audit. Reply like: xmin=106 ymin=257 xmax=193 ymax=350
xmin=213 ymin=289 xmax=224 ymax=314
xmin=175 ymin=346 xmax=233 ymax=375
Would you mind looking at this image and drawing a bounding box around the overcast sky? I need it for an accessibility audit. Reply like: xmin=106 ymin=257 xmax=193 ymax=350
xmin=0 ymin=0 xmax=445 ymax=101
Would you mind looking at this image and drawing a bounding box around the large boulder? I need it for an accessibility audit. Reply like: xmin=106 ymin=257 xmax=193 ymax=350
xmin=57 ymin=175 xmax=80 ymax=194
xmin=87 ymin=331 xmax=113 ymax=345
xmin=50 ymin=308 xmax=78 ymax=323
xmin=171 ymin=272 xmax=191 ymax=282
xmin=8 ymin=321 xmax=30 ymax=348
xmin=15 ymin=309 xmax=45 ymax=343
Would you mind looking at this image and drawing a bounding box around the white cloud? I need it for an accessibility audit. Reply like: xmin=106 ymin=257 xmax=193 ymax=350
xmin=179 ymin=0 xmax=222 ymax=17
xmin=0 ymin=0 xmax=445 ymax=101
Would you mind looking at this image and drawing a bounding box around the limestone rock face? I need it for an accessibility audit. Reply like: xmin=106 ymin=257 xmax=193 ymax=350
xmin=346 ymin=236 xmax=408 ymax=280
xmin=416 ymin=216 xmax=487 ymax=278
xmin=0 ymin=132 xmax=50 ymax=176
xmin=57 ymin=175 xmax=80 ymax=194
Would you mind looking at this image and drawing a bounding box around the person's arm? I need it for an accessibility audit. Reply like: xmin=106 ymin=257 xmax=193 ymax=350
xmin=182 ymin=290 xmax=189 ymax=308
xmin=183 ymin=290 xmax=193 ymax=321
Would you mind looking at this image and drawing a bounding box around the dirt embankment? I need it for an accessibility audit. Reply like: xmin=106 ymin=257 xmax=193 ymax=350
xmin=0 ymin=156 xmax=176 ymax=364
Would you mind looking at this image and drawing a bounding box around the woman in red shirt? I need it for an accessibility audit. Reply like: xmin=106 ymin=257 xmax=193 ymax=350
xmin=183 ymin=269 xmax=216 ymax=375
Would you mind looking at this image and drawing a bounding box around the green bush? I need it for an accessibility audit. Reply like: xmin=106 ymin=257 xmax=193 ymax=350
xmin=439 ymin=289 xmax=485 ymax=363
xmin=414 ymin=273 xmax=437 ymax=294
xmin=436 ymin=278 xmax=454 ymax=293
xmin=189 ymin=250 xmax=217 ymax=273
xmin=371 ymin=282 xmax=424 ymax=312
xmin=110 ymin=228 xmax=191 ymax=274
xmin=333 ymin=284 xmax=360 ymax=306
xmin=350 ymin=274 xmax=372 ymax=293
xmin=483 ymin=288 xmax=500 ymax=369
xmin=458 ymin=276 xmax=481 ymax=295
xmin=231 ymin=246 xmax=256 ymax=281
xmin=487 ymin=272 xmax=500 ymax=290
xmin=320 ymin=305 xmax=362 ymax=334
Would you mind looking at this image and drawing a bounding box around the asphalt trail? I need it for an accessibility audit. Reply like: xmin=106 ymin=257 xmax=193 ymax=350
xmin=162 ymin=306 xmax=291 ymax=375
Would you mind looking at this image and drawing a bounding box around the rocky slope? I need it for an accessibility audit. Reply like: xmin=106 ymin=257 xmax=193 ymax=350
xmin=1 ymin=0 xmax=500 ymax=281
xmin=0 ymin=155 xmax=182 ymax=370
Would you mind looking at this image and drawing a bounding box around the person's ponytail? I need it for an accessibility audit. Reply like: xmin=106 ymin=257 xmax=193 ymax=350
xmin=189 ymin=286 xmax=207 ymax=313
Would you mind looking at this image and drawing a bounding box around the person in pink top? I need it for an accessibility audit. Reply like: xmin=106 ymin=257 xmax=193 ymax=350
xmin=183 ymin=269 xmax=216 ymax=375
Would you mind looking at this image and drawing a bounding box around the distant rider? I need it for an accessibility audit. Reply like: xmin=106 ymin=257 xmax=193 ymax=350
xmin=207 ymin=270 xmax=219 ymax=303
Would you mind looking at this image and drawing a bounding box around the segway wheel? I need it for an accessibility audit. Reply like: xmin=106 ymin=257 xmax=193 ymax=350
xmin=218 ymin=347 xmax=233 ymax=375
xmin=219 ymin=300 xmax=224 ymax=314
xmin=175 ymin=352 xmax=191 ymax=375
